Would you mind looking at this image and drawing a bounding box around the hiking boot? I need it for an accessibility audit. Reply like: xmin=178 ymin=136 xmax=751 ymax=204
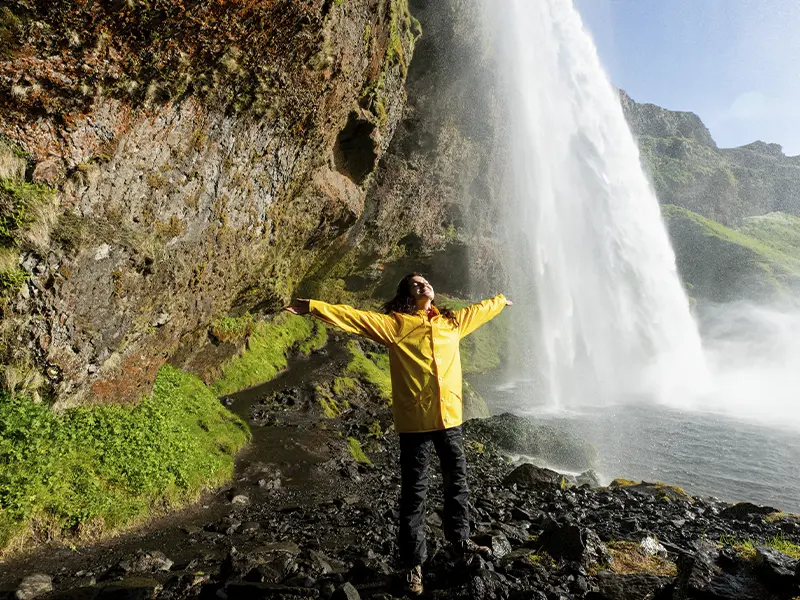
xmin=405 ymin=564 xmax=424 ymax=596
xmin=454 ymin=538 xmax=493 ymax=558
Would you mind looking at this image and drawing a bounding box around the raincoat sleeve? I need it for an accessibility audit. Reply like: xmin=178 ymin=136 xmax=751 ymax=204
xmin=308 ymin=300 xmax=399 ymax=346
xmin=455 ymin=294 xmax=508 ymax=338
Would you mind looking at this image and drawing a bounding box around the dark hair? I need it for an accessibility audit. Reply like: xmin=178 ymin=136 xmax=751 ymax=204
xmin=382 ymin=273 xmax=459 ymax=325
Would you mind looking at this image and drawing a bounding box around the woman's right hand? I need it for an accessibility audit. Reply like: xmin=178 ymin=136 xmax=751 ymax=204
xmin=284 ymin=299 xmax=311 ymax=315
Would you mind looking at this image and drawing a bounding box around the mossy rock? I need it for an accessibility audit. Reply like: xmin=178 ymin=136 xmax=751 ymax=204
xmin=609 ymin=479 xmax=691 ymax=502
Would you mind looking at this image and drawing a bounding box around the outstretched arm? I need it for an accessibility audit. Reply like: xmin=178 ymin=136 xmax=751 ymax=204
xmin=285 ymin=298 xmax=399 ymax=346
xmin=454 ymin=294 xmax=512 ymax=338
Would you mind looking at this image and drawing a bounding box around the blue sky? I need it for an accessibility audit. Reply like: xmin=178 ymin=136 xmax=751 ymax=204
xmin=574 ymin=0 xmax=800 ymax=155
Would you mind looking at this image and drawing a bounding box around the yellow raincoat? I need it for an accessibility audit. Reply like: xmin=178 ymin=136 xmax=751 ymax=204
xmin=309 ymin=294 xmax=507 ymax=433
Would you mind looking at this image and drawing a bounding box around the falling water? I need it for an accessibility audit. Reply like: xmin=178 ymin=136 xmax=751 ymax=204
xmin=495 ymin=0 xmax=709 ymax=407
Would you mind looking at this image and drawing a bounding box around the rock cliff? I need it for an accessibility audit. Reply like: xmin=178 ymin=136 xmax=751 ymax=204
xmin=621 ymin=90 xmax=800 ymax=226
xmin=0 ymin=0 xmax=420 ymax=405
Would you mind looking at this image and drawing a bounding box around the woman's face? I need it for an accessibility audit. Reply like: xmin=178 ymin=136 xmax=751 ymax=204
xmin=408 ymin=275 xmax=435 ymax=301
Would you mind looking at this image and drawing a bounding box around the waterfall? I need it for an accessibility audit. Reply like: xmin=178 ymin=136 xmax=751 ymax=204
xmin=495 ymin=0 xmax=709 ymax=407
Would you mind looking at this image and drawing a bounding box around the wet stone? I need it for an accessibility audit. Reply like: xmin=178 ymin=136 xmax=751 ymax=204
xmin=118 ymin=551 xmax=173 ymax=573
xmin=15 ymin=574 xmax=53 ymax=600
xmin=331 ymin=582 xmax=360 ymax=600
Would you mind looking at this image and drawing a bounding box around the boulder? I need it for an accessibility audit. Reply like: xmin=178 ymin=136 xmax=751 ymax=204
xmin=95 ymin=578 xmax=162 ymax=600
xmin=719 ymin=503 xmax=779 ymax=521
xmin=672 ymin=542 xmax=775 ymax=600
xmin=118 ymin=551 xmax=173 ymax=573
xmin=578 ymin=469 xmax=601 ymax=487
xmin=536 ymin=523 xmax=610 ymax=567
xmin=464 ymin=413 xmax=596 ymax=470
xmin=15 ymin=574 xmax=53 ymax=600
xmin=754 ymin=546 xmax=798 ymax=591
xmin=474 ymin=532 xmax=512 ymax=559
xmin=503 ymin=463 xmax=562 ymax=490
xmin=589 ymin=572 xmax=673 ymax=600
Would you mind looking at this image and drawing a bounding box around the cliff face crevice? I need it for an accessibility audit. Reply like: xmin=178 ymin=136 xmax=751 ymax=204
xmin=0 ymin=0 xmax=419 ymax=405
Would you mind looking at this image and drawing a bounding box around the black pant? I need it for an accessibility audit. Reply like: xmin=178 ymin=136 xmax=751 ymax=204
xmin=398 ymin=425 xmax=470 ymax=567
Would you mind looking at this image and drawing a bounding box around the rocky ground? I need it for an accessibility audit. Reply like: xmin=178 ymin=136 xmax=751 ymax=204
xmin=1 ymin=338 xmax=799 ymax=600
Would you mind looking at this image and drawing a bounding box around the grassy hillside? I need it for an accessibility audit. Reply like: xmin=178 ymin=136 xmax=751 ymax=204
xmin=663 ymin=205 xmax=800 ymax=303
xmin=0 ymin=366 xmax=250 ymax=554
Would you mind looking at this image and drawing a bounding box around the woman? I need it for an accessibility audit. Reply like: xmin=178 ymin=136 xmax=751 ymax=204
xmin=286 ymin=273 xmax=511 ymax=595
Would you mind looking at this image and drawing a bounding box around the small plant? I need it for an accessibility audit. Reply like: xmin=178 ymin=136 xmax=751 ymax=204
xmin=210 ymin=313 xmax=254 ymax=343
xmin=0 ymin=267 xmax=27 ymax=299
xmin=0 ymin=178 xmax=53 ymax=247
xmin=189 ymin=130 xmax=207 ymax=151
xmin=146 ymin=172 xmax=166 ymax=189
xmin=155 ymin=215 xmax=187 ymax=239
xmin=367 ymin=420 xmax=382 ymax=439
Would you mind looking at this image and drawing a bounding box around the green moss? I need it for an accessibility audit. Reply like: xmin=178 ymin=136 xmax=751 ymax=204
xmin=764 ymin=511 xmax=800 ymax=523
xmin=344 ymin=340 xmax=392 ymax=402
xmin=367 ymin=420 xmax=382 ymax=438
xmin=0 ymin=365 xmax=249 ymax=551
xmin=298 ymin=321 xmax=327 ymax=355
xmin=719 ymin=533 xmax=800 ymax=561
xmin=525 ymin=550 xmax=556 ymax=569
xmin=332 ymin=376 xmax=359 ymax=397
xmin=210 ymin=313 xmax=255 ymax=343
xmin=609 ymin=479 xmax=690 ymax=501
xmin=359 ymin=0 xmax=419 ymax=124
xmin=609 ymin=478 xmax=638 ymax=487
xmin=347 ymin=437 xmax=371 ymax=465
xmin=316 ymin=385 xmax=349 ymax=418
xmin=212 ymin=313 xmax=320 ymax=396
xmin=0 ymin=178 xmax=54 ymax=247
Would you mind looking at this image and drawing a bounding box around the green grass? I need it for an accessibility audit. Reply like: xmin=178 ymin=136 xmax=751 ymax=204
xmin=343 ymin=340 xmax=392 ymax=402
xmin=738 ymin=213 xmax=800 ymax=258
xmin=663 ymin=204 xmax=800 ymax=301
xmin=605 ymin=541 xmax=677 ymax=576
xmin=0 ymin=178 xmax=53 ymax=246
xmin=299 ymin=321 xmax=327 ymax=355
xmin=0 ymin=365 xmax=249 ymax=552
xmin=0 ymin=267 xmax=27 ymax=299
xmin=663 ymin=205 xmax=800 ymax=270
xmin=212 ymin=313 xmax=326 ymax=396
xmin=718 ymin=533 xmax=800 ymax=561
